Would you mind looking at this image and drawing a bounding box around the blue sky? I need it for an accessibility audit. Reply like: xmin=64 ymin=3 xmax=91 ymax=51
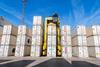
xmin=0 ymin=0 xmax=100 ymax=28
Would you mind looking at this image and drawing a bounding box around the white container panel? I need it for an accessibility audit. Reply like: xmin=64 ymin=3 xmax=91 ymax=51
xmin=0 ymin=46 xmax=5 ymax=56
xmin=95 ymin=47 xmax=100 ymax=58
xmin=15 ymin=45 xmax=21 ymax=56
xmin=33 ymin=16 xmax=38 ymax=25
xmin=19 ymin=46 xmax=24 ymax=56
xmin=79 ymin=47 xmax=84 ymax=57
xmin=61 ymin=40 xmax=67 ymax=46
xmin=67 ymin=47 xmax=72 ymax=58
xmin=62 ymin=46 xmax=67 ymax=57
xmin=30 ymin=46 xmax=35 ymax=56
xmin=3 ymin=46 xmax=9 ymax=57
xmin=1 ymin=35 xmax=6 ymax=45
xmin=83 ymin=47 xmax=88 ymax=57
xmin=52 ymin=26 xmax=56 ymax=35
xmin=33 ymin=16 xmax=42 ymax=25
xmin=18 ymin=25 xmax=26 ymax=35
xmin=47 ymin=46 xmax=52 ymax=57
xmin=38 ymin=16 xmax=42 ymax=25
xmin=52 ymin=46 xmax=56 ymax=57
xmin=52 ymin=36 xmax=56 ymax=45
xmin=61 ymin=25 xmax=71 ymax=35
xmin=72 ymin=47 xmax=84 ymax=57
xmin=72 ymin=47 xmax=79 ymax=57
xmin=32 ymin=35 xmax=37 ymax=45
xmin=35 ymin=46 xmax=40 ymax=57
xmin=88 ymin=47 xmax=96 ymax=57
xmin=48 ymin=26 xmax=51 ymax=34
xmin=92 ymin=25 xmax=100 ymax=35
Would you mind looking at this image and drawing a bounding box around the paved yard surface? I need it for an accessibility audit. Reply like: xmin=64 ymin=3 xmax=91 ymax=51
xmin=0 ymin=57 xmax=99 ymax=67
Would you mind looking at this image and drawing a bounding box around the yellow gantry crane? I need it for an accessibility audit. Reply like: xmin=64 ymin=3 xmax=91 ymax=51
xmin=41 ymin=13 xmax=62 ymax=57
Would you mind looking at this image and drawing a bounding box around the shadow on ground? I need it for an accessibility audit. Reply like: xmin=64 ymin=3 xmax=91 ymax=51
xmin=0 ymin=58 xmax=100 ymax=67
xmin=72 ymin=61 xmax=100 ymax=67
xmin=0 ymin=60 xmax=35 ymax=67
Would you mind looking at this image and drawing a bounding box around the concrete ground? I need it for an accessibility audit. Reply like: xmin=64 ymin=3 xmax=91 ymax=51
xmin=0 ymin=57 xmax=99 ymax=67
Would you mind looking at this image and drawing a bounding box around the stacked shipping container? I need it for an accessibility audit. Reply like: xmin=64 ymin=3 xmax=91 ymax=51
xmin=72 ymin=25 xmax=88 ymax=58
xmin=87 ymin=25 xmax=100 ymax=58
xmin=31 ymin=16 xmax=43 ymax=57
xmin=15 ymin=25 xmax=31 ymax=56
xmin=0 ymin=28 xmax=3 ymax=45
xmin=61 ymin=25 xmax=72 ymax=58
xmin=0 ymin=25 xmax=17 ymax=57
xmin=47 ymin=24 xmax=56 ymax=57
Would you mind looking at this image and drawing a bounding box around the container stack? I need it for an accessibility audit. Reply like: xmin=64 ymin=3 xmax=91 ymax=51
xmin=0 ymin=25 xmax=17 ymax=57
xmin=61 ymin=25 xmax=72 ymax=58
xmin=15 ymin=25 xmax=31 ymax=57
xmin=31 ymin=16 xmax=43 ymax=57
xmin=87 ymin=25 xmax=100 ymax=58
xmin=47 ymin=24 xmax=56 ymax=57
xmin=72 ymin=25 xmax=88 ymax=58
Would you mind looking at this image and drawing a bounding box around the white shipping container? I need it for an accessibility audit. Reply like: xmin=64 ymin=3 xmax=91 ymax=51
xmin=0 ymin=45 xmax=15 ymax=57
xmin=32 ymin=35 xmax=37 ymax=45
xmin=48 ymin=26 xmax=52 ymax=35
xmin=30 ymin=46 xmax=35 ymax=56
xmin=67 ymin=46 xmax=72 ymax=58
xmin=47 ymin=36 xmax=52 ymax=46
xmin=83 ymin=47 xmax=88 ymax=57
xmin=15 ymin=45 xmax=21 ymax=56
xmin=88 ymin=47 xmax=100 ymax=57
xmin=33 ymin=16 xmax=42 ymax=25
xmin=61 ymin=25 xmax=71 ymax=35
xmin=47 ymin=46 xmax=56 ymax=57
xmin=32 ymin=26 xmax=43 ymax=35
xmin=72 ymin=36 xmax=87 ymax=46
xmin=3 ymin=45 xmax=9 ymax=57
xmin=1 ymin=35 xmax=16 ymax=45
xmin=62 ymin=46 xmax=72 ymax=58
xmin=0 ymin=46 xmax=5 ymax=57
xmin=15 ymin=45 xmax=30 ymax=57
xmin=92 ymin=25 xmax=100 ymax=35
xmin=48 ymin=25 xmax=56 ymax=35
xmin=47 ymin=36 xmax=56 ymax=46
xmin=72 ymin=25 xmax=86 ymax=36
xmin=18 ymin=25 xmax=30 ymax=35
xmin=87 ymin=36 xmax=100 ymax=46
xmin=95 ymin=47 xmax=100 ymax=58
xmin=52 ymin=36 xmax=56 ymax=45
xmin=16 ymin=35 xmax=31 ymax=45
xmin=0 ymin=45 xmax=21 ymax=57
xmin=61 ymin=36 xmax=71 ymax=46
xmin=47 ymin=46 xmax=52 ymax=57
xmin=62 ymin=46 xmax=67 ymax=57
xmin=72 ymin=47 xmax=84 ymax=57
xmin=35 ymin=46 xmax=41 ymax=57
xmin=3 ymin=25 xmax=17 ymax=35
xmin=32 ymin=35 xmax=42 ymax=46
